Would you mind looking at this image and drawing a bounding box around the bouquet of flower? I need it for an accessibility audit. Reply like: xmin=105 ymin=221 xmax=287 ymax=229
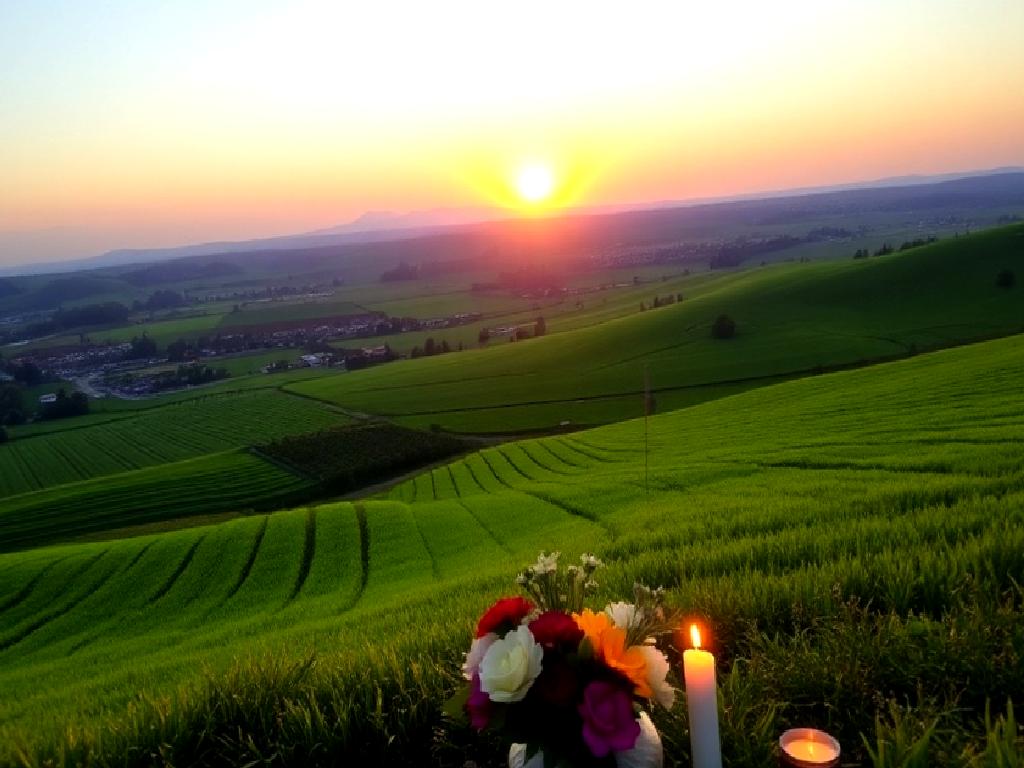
xmin=449 ymin=552 xmax=675 ymax=768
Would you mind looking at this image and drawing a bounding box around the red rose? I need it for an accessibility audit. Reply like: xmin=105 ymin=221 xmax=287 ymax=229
xmin=528 ymin=611 xmax=584 ymax=652
xmin=476 ymin=597 xmax=534 ymax=638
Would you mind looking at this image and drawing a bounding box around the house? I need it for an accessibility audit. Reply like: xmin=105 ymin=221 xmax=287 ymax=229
xmin=39 ymin=393 xmax=58 ymax=404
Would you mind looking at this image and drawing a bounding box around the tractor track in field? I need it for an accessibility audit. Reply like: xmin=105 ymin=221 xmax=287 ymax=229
xmin=521 ymin=490 xmax=609 ymax=534
xmin=478 ymin=451 xmax=515 ymax=490
xmin=518 ymin=443 xmax=576 ymax=476
xmin=288 ymin=508 xmax=318 ymax=603
xmin=353 ymin=503 xmax=370 ymax=606
xmin=460 ymin=457 xmax=490 ymax=494
xmin=149 ymin=537 xmax=206 ymax=604
xmin=448 ymin=462 xmax=464 ymax=499
xmin=494 ymin=447 xmax=541 ymax=483
xmin=408 ymin=505 xmax=441 ymax=581
xmin=455 ymin=499 xmax=513 ymax=556
xmin=0 ymin=557 xmax=69 ymax=615
xmin=454 ymin=460 xmax=486 ymax=494
xmin=536 ymin=439 xmax=587 ymax=469
xmin=222 ymin=517 xmax=269 ymax=603
xmin=0 ymin=549 xmax=128 ymax=652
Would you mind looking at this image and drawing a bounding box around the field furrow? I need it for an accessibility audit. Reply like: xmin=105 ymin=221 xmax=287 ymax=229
xmin=289 ymin=503 xmax=362 ymax=607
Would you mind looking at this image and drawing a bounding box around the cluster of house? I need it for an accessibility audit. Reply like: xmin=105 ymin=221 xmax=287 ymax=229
xmin=270 ymin=345 xmax=391 ymax=373
xmin=11 ymin=343 xmax=133 ymax=379
xmin=419 ymin=312 xmax=482 ymax=330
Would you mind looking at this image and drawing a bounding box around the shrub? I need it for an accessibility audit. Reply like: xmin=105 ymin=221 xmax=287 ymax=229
xmin=712 ymin=314 xmax=737 ymax=339
xmin=996 ymin=269 xmax=1015 ymax=289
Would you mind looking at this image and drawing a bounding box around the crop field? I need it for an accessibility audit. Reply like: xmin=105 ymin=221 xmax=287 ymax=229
xmin=0 ymin=450 xmax=315 ymax=551
xmin=328 ymin=268 xmax=714 ymax=357
xmin=0 ymin=389 xmax=349 ymax=498
xmin=292 ymin=224 xmax=1024 ymax=432
xmin=219 ymin=298 xmax=366 ymax=325
xmin=258 ymin=422 xmax=469 ymax=493
xmin=1 ymin=331 xmax=1022 ymax=765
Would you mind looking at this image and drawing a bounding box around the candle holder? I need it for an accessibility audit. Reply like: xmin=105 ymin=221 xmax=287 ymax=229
xmin=778 ymin=728 xmax=841 ymax=768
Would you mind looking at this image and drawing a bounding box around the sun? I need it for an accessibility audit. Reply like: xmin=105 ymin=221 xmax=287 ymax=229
xmin=515 ymin=163 xmax=555 ymax=204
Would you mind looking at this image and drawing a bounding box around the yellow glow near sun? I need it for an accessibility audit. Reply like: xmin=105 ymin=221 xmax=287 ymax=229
xmin=515 ymin=163 xmax=555 ymax=204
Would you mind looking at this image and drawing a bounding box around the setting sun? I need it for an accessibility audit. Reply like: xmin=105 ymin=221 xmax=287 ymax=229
xmin=516 ymin=163 xmax=555 ymax=204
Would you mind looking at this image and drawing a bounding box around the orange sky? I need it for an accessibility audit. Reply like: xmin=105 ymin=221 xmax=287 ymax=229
xmin=1 ymin=1 xmax=1023 ymax=265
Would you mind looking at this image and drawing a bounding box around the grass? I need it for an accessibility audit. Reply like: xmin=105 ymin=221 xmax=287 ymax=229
xmin=0 ymin=450 xmax=315 ymax=552
xmin=0 ymin=389 xmax=349 ymax=498
xmin=290 ymin=224 xmax=1024 ymax=432
xmin=0 ymin=330 xmax=1022 ymax=765
xmin=218 ymin=298 xmax=365 ymax=326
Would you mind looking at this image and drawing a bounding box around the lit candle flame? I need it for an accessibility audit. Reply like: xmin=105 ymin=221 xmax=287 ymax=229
xmin=690 ymin=623 xmax=702 ymax=649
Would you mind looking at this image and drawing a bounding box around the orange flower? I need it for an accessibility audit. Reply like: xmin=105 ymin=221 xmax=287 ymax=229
xmin=573 ymin=609 xmax=651 ymax=698
xmin=574 ymin=609 xmax=612 ymax=650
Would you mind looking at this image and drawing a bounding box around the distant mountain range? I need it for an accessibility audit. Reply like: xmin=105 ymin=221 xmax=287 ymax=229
xmin=2 ymin=166 xmax=1022 ymax=277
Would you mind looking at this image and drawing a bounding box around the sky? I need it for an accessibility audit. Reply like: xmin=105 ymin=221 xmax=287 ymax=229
xmin=1 ymin=0 xmax=1023 ymax=266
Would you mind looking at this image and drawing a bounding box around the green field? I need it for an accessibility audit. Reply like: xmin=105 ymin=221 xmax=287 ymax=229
xmin=0 ymin=450 xmax=315 ymax=552
xmin=0 ymin=389 xmax=348 ymax=498
xmin=1 ymin=331 xmax=1022 ymax=765
xmin=218 ymin=298 xmax=365 ymax=326
xmin=291 ymin=225 xmax=1024 ymax=432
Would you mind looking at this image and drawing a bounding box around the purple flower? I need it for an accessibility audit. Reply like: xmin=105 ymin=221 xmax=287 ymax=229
xmin=467 ymin=672 xmax=493 ymax=730
xmin=578 ymin=680 xmax=641 ymax=757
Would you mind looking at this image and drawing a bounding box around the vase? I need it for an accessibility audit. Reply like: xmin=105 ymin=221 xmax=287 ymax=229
xmin=508 ymin=711 xmax=663 ymax=768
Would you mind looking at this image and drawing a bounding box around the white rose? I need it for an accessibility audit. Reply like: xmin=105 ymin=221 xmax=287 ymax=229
xmin=463 ymin=633 xmax=498 ymax=680
xmin=638 ymin=644 xmax=675 ymax=709
xmin=605 ymin=601 xmax=643 ymax=629
xmin=478 ymin=625 xmax=543 ymax=703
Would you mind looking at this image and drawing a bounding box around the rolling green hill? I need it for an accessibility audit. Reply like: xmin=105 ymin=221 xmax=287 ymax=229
xmin=290 ymin=224 xmax=1024 ymax=432
xmin=1 ymin=332 xmax=1022 ymax=765
xmin=0 ymin=389 xmax=348 ymax=498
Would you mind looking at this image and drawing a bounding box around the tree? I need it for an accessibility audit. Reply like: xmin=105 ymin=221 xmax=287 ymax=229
xmin=534 ymin=316 xmax=547 ymax=337
xmin=11 ymin=361 xmax=42 ymax=386
xmin=0 ymin=384 xmax=25 ymax=426
xmin=711 ymin=314 xmax=737 ymax=339
xmin=38 ymin=388 xmax=89 ymax=421
xmin=478 ymin=328 xmax=491 ymax=345
xmin=126 ymin=334 xmax=158 ymax=359
xmin=143 ymin=289 xmax=185 ymax=310
xmin=424 ymin=338 xmax=436 ymax=356
xmin=0 ymin=425 xmax=8 ymax=443
xmin=996 ymin=269 xmax=1015 ymax=289
xmin=166 ymin=338 xmax=190 ymax=362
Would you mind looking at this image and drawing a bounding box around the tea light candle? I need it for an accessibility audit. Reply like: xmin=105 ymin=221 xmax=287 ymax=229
xmin=683 ymin=624 xmax=722 ymax=768
xmin=779 ymin=728 xmax=841 ymax=768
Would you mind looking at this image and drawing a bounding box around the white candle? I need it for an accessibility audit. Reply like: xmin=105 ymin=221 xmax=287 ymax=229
xmin=779 ymin=728 xmax=841 ymax=767
xmin=683 ymin=624 xmax=722 ymax=768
